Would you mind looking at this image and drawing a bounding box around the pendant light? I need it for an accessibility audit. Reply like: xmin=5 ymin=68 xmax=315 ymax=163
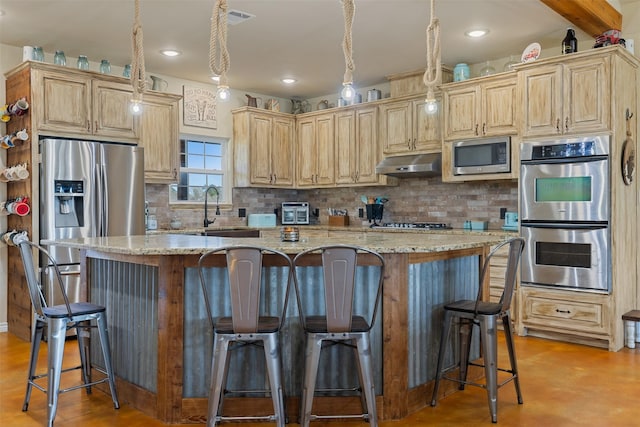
xmin=130 ymin=0 xmax=146 ymax=115
xmin=210 ymin=0 xmax=231 ymax=101
xmin=340 ymin=0 xmax=356 ymax=101
xmin=423 ymin=0 xmax=441 ymax=114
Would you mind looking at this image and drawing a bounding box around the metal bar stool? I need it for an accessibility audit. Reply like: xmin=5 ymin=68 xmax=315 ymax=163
xmin=292 ymin=245 xmax=385 ymax=427
xmin=198 ymin=245 xmax=293 ymax=427
xmin=14 ymin=235 xmax=119 ymax=427
xmin=431 ymin=237 xmax=525 ymax=423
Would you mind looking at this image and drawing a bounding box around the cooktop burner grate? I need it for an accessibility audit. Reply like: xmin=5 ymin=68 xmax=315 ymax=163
xmin=380 ymin=222 xmax=452 ymax=229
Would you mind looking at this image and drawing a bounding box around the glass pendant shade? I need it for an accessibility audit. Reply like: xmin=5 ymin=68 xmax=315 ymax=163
xmin=216 ymin=85 xmax=231 ymax=101
xmin=341 ymin=83 xmax=355 ymax=100
xmin=129 ymin=98 xmax=143 ymax=115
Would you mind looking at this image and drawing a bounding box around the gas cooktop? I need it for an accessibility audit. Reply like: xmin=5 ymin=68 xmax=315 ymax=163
xmin=379 ymin=222 xmax=452 ymax=230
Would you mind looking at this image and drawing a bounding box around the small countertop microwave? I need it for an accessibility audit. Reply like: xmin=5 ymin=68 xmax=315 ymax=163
xmin=452 ymin=136 xmax=511 ymax=176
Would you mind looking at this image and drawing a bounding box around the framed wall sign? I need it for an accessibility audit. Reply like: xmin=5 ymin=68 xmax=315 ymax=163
xmin=183 ymin=85 xmax=217 ymax=129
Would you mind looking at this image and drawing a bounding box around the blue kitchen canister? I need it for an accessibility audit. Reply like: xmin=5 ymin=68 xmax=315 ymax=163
xmin=453 ymin=63 xmax=470 ymax=82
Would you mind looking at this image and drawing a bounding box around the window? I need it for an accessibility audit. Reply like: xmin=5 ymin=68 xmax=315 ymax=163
xmin=169 ymin=136 xmax=231 ymax=204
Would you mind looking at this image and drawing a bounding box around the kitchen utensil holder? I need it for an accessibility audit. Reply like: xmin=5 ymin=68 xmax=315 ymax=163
xmin=328 ymin=215 xmax=349 ymax=227
xmin=366 ymin=204 xmax=383 ymax=226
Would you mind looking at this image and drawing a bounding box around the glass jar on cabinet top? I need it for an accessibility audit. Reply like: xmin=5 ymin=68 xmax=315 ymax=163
xmin=53 ymin=50 xmax=66 ymax=66
xmin=479 ymin=61 xmax=496 ymax=76
xmin=32 ymin=46 xmax=44 ymax=62
xmin=77 ymin=55 xmax=89 ymax=70
xmin=99 ymin=59 xmax=111 ymax=74
xmin=453 ymin=63 xmax=470 ymax=82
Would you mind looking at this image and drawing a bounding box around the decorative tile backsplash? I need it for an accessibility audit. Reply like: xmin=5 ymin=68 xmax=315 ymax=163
xmin=147 ymin=177 xmax=517 ymax=230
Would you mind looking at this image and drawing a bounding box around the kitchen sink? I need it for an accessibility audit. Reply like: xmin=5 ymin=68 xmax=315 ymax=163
xmin=200 ymin=229 xmax=260 ymax=238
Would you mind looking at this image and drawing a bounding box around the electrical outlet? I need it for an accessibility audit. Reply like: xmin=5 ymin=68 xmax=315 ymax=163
xmin=500 ymin=207 xmax=507 ymax=219
xmin=238 ymin=208 xmax=246 ymax=218
xmin=627 ymin=39 xmax=635 ymax=55
xmin=358 ymin=208 xmax=364 ymax=218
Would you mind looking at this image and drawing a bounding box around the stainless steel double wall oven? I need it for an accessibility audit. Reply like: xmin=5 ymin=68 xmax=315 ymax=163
xmin=520 ymin=135 xmax=611 ymax=293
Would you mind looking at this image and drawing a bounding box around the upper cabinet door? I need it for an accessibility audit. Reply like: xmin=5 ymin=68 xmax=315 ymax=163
xmin=481 ymin=77 xmax=517 ymax=136
xmin=34 ymin=69 xmax=92 ymax=134
xmin=413 ymin=97 xmax=441 ymax=152
xmin=564 ymin=57 xmax=610 ymax=134
xmin=380 ymin=100 xmax=412 ymax=154
xmin=334 ymin=110 xmax=357 ymax=185
xmin=270 ymin=117 xmax=295 ymax=186
xmin=92 ymin=80 xmax=138 ymax=139
xmin=250 ymin=114 xmax=275 ymax=186
xmin=443 ymin=85 xmax=479 ymax=140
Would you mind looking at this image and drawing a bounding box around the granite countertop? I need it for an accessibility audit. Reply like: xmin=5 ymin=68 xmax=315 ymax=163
xmin=43 ymin=232 xmax=508 ymax=256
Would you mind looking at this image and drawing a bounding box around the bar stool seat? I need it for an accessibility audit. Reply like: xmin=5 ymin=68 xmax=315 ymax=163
xmin=14 ymin=235 xmax=119 ymax=427
xmin=431 ymin=237 xmax=525 ymax=423
xmin=292 ymin=245 xmax=385 ymax=427
xmin=198 ymin=245 xmax=293 ymax=427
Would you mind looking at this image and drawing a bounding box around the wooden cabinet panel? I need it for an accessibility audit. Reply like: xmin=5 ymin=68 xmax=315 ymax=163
xmin=334 ymin=110 xmax=356 ymax=184
xmin=138 ymin=93 xmax=180 ymax=183
xmin=296 ymin=114 xmax=334 ymax=187
xmin=380 ymin=101 xmax=412 ymax=154
xmin=92 ymin=80 xmax=137 ymax=139
xmin=35 ymin=69 xmax=91 ymax=133
xmin=413 ymin=98 xmax=441 ymax=152
xmin=482 ymin=79 xmax=518 ymax=135
xmin=443 ymin=86 xmax=478 ymax=140
xmin=520 ymin=57 xmax=609 ymax=137
xmin=233 ymin=108 xmax=295 ymax=188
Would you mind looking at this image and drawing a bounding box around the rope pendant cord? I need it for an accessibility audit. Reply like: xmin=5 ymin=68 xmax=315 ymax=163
xmin=210 ymin=0 xmax=230 ymax=88
xmin=423 ymin=0 xmax=441 ymax=101
xmin=342 ymin=0 xmax=355 ymax=86
xmin=131 ymin=0 xmax=146 ymax=100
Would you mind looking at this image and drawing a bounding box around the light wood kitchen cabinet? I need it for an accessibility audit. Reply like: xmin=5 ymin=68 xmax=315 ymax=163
xmin=379 ymin=94 xmax=441 ymax=155
xmin=442 ymin=73 xmax=517 ymax=141
xmin=297 ymin=113 xmax=335 ymax=187
xmin=233 ymin=108 xmax=295 ymax=188
xmin=137 ymin=92 xmax=181 ymax=183
xmin=335 ymin=106 xmax=383 ymax=185
xmin=519 ymin=56 xmax=610 ymax=137
xmin=33 ymin=68 xmax=137 ymax=140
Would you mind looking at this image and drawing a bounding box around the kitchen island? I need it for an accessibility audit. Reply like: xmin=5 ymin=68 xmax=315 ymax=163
xmin=49 ymin=232 xmax=507 ymax=423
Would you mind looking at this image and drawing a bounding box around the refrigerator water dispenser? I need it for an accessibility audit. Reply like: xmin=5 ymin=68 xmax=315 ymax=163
xmin=54 ymin=180 xmax=84 ymax=227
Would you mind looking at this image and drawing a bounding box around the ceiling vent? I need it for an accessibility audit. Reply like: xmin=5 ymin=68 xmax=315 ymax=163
xmin=228 ymin=9 xmax=255 ymax=25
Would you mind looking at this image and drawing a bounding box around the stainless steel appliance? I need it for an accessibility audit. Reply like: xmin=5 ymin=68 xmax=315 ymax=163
xmin=375 ymin=153 xmax=441 ymax=178
xmin=452 ymin=136 xmax=511 ymax=176
xmin=281 ymin=202 xmax=309 ymax=225
xmin=520 ymin=135 xmax=610 ymax=293
xmin=40 ymin=138 xmax=146 ymax=306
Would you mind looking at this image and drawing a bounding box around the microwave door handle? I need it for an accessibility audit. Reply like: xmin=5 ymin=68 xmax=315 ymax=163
xmin=521 ymin=222 xmax=608 ymax=230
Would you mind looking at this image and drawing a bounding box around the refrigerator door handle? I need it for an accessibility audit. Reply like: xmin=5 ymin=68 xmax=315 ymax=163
xmin=96 ymin=162 xmax=106 ymax=236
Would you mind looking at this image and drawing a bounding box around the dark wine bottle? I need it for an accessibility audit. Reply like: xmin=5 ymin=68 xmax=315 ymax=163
xmin=562 ymin=28 xmax=578 ymax=54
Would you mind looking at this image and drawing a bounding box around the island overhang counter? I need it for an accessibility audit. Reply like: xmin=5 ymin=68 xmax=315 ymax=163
xmin=46 ymin=232 xmax=508 ymax=423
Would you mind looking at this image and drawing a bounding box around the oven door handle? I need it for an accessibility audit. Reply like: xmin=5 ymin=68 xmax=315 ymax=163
xmin=521 ymin=221 xmax=608 ymax=230
xmin=520 ymin=155 xmax=608 ymax=166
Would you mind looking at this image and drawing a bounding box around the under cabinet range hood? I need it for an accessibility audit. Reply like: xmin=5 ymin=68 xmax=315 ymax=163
xmin=375 ymin=153 xmax=442 ymax=178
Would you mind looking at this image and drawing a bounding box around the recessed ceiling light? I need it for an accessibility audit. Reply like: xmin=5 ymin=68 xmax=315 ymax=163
xmin=160 ymin=49 xmax=181 ymax=57
xmin=210 ymin=75 xmax=220 ymax=82
xmin=465 ymin=29 xmax=489 ymax=38
xmin=282 ymin=78 xmax=296 ymax=84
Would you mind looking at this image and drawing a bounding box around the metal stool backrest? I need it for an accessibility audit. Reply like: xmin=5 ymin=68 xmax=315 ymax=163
xmin=14 ymin=236 xmax=73 ymax=319
xmin=474 ymin=237 xmax=525 ymax=315
xmin=293 ymin=245 xmax=385 ymax=333
xmin=198 ymin=245 xmax=293 ymax=333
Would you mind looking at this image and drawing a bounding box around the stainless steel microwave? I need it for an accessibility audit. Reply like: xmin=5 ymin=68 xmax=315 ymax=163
xmin=452 ymin=136 xmax=511 ymax=175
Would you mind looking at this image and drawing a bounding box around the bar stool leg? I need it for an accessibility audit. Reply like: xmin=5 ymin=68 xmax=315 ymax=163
xmin=47 ymin=318 xmax=68 ymax=427
xmin=263 ymin=333 xmax=285 ymax=427
xmin=431 ymin=310 xmax=453 ymax=406
xmin=355 ymin=333 xmax=378 ymax=426
xmin=480 ymin=316 xmax=498 ymax=423
xmin=458 ymin=319 xmax=474 ymax=390
xmin=23 ymin=318 xmax=44 ymax=411
xmin=501 ymin=313 xmax=523 ymax=404
xmin=76 ymin=321 xmax=92 ymax=393
xmin=300 ymin=334 xmax=323 ymax=427
xmin=207 ymin=334 xmax=230 ymax=427
xmin=96 ymin=314 xmax=119 ymax=408
xmin=352 ymin=340 xmax=368 ymax=415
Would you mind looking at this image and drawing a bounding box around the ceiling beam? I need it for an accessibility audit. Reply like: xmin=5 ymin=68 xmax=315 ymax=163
xmin=540 ymin=0 xmax=622 ymax=37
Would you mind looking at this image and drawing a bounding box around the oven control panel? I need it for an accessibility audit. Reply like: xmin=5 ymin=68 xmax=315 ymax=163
xmin=521 ymin=135 xmax=609 ymax=161
xmin=532 ymin=141 xmax=596 ymax=159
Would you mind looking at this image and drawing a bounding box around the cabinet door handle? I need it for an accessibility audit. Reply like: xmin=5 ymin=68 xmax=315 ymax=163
xmin=565 ymin=117 xmax=569 ymax=133
xmin=555 ymin=308 xmax=571 ymax=314
xmin=87 ymin=120 xmax=91 ymax=132
xmin=474 ymin=124 xmax=479 ymax=136
xmin=556 ymin=118 xmax=561 ymax=133
xmin=273 ymin=173 xmax=277 ymax=183
xmin=407 ymin=139 xmax=412 ymax=149
xmin=173 ymin=168 xmax=177 ymax=180
xmin=413 ymin=138 xmax=417 ymax=150
xmin=482 ymin=123 xmax=487 ymax=135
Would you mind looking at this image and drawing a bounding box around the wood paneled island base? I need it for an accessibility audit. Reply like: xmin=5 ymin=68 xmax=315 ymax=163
xmin=49 ymin=233 xmax=506 ymax=423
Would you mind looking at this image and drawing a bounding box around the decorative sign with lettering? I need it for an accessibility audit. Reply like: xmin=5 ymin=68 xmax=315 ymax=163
xmin=183 ymin=85 xmax=217 ymax=129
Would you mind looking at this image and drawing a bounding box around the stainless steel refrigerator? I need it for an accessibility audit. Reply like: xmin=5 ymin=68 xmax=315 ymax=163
xmin=40 ymin=138 xmax=146 ymax=306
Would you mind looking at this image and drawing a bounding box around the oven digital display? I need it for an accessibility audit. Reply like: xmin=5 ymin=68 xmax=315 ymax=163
xmin=532 ymin=141 xmax=596 ymax=159
xmin=535 ymin=177 xmax=591 ymax=202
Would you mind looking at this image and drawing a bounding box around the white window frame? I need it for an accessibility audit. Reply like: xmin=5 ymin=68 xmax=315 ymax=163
xmin=169 ymin=134 xmax=232 ymax=207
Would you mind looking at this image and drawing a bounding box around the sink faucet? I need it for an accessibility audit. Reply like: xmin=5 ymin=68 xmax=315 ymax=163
xmin=203 ymin=185 xmax=220 ymax=227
